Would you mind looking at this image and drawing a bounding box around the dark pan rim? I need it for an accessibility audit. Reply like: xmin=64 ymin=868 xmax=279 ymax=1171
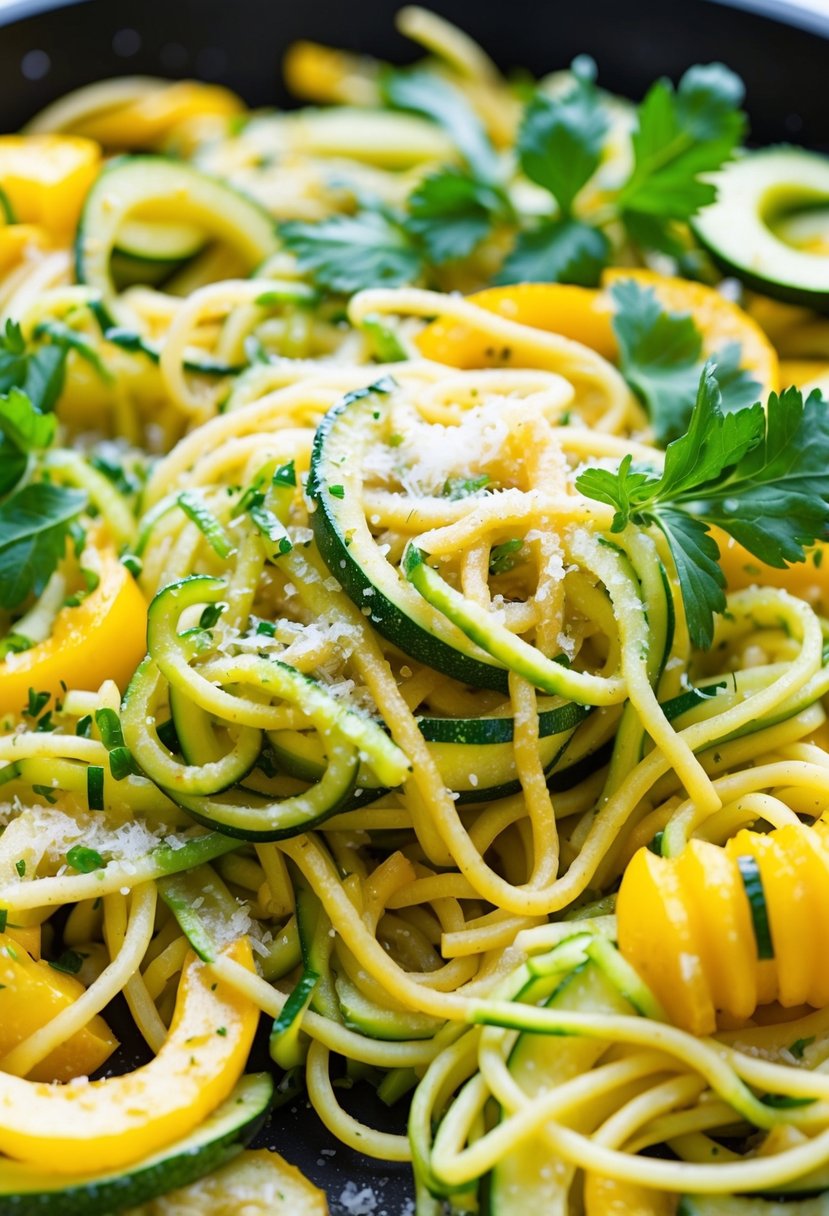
xmin=1 ymin=0 xmax=828 ymax=39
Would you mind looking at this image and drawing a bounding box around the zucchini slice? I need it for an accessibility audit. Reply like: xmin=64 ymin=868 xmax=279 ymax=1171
xmin=0 ymin=1072 xmax=272 ymax=1215
xmin=76 ymin=156 xmax=278 ymax=325
xmin=115 ymin=217 xmax=206 ymax=262
xmin=308 ymin=381 xmax=510 ymax=691
xmin=692 ymin=147 xmax=829 ymax=310
xmin=484 ymin=964 xmax=634 ymax=1213
xmin=678 ymin=1196 xmax=829 ymax=1216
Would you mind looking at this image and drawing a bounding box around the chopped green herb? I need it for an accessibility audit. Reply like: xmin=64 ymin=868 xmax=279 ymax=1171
xmin=108 ymin=746 xmax=134 ymax=781
xmin=24 ymin=688 xmax=50 ymax=719
xmin=32 ymin=784 xmax=57 ymax=803
xmin=49 ymin=948 xmax=85 ymax=975
xmin=199 ymin=602 xmax=226 ymax=630
xmin=329 ymin=484 xmax=345 ymax=499
xmin=66 ymin=844 xmax=104 ymax=873
xmin=14 ymin=859 xmax=26 ymax=878
xmin=75 ymin=714 xmax=93 ymax=738
xmin=273 ymin=461 xmax=296 ymax=488
xmin=489 ymin=538 xmax=524 ymax=575
xmin=95 ymin=707 xmax=125 ymax=751
xmin=0 ymin=633 xmax=32 ymax=659
xmin=442 ymin=473 xmax=490 ymax=500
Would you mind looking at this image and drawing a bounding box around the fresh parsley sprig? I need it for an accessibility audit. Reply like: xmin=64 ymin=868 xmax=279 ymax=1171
xmin=576 ymin=363 xmax=829 ymax=649
xmin=280 ymin=69 xmax=513 ymax=290
xmin=277 ymin=57 xmax=746 ymax=294
xmin=610 ymin=279 xmax=760 ymax=443
xmin=0 ymin=321 xmax=91 ymax=613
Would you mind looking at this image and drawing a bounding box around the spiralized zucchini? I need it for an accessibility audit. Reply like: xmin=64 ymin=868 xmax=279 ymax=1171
xmin=0 ymin=8 xmax=829 ymax=1216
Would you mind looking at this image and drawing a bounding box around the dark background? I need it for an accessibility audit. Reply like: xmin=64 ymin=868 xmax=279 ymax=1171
xmin=0 ymin=0 xmax=827 ymax=1211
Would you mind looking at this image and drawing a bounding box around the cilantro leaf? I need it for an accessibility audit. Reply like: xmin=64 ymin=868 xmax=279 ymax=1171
xmin=610 ymin=279 xmax=760 ymax=443
xmin=0 ymin=483 xmax=87 ymax=611
xmin=405 ymin=169 xmax=509 ymax=264
xmin=576 ymin=363 xmax=829 ymax=649
xmin=618 ymin=63 xmax=746 ymax=224
xmin=279 ymin=212 xmax=423 ymax=295
xmin=517 ymin=78 xmax=610 ymax=216
xmin=381 ymin=69 xmax=498 ymax=183
xmin=496 ymin=218 xmax=609 ymax=287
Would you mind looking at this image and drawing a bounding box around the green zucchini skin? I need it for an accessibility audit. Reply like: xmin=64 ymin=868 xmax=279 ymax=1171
xmin=0 ymin=1073 xmax=272 ymax=1215
xmin=678 ymin=1195 xmax=829 ymax=1216
xmin=484 ymin=963 xmax=633 ymax=1213
xmin=308 ymin=381 xmax=510 ymax=691
xmin=75 ymin=155 xmax=278 ymax=328
xmin=691 ymin=146 xmax=829 ymax=311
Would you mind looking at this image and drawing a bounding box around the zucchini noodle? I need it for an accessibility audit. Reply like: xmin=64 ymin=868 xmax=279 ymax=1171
xmin=0 ymin=8 xmax=828 ymax=1216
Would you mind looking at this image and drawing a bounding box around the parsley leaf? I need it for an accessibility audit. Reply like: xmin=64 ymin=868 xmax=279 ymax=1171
xmin=516 ymin=77 xmax=610 ymax=216
xmin=279 ymin=212 xmax=423 ymax=295
xmin=618 ymin=64 xmax=745 ymax=229
xmin=406 ymin=169 xmax=509 ymax=264
xmin=0 ymin=386 xmax=57 ymax=453
xmin=0 ymin=483 xmax=88 ymax=611
xmin=577 ymin=364 xmax=829 ymax=649
xmin=610 ymin=279 xmax=760 ymax=443
xmin=34 ymin=320 xmax=114 ymax=385
xmin=381 ymin=68 xmax=498 ymax=183
xmin=496 ymin=219 xmax=610 ymax=287
xmin=0 ymin=320 xmax=68 ymax=413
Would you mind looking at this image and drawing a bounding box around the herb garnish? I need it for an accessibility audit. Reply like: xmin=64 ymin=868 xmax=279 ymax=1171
xmin=577 ymin=363 xmax=829 ymax=649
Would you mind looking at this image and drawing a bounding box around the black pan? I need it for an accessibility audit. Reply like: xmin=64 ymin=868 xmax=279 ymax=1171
xmin=0 ymin=1 xmax=827 ymax=1211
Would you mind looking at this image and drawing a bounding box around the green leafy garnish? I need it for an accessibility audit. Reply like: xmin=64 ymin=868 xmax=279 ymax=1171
xmin=496 ymin=219 xmax=610 ymax=287
xmin=49 ymin=948 xmax=85 ymax=975
xmin=489 ymin=538 xmax=524 ymax=575
xmin=516 ymin=66 xmax=609 ymax=217
xmin=577 ymin=364 xmax=829 ymax=648
xmin=406 ymin=169 xmax=510 ymax=265
xmin=610 ymin=279 xmax=760 ymax=443
xmin=442 ymin=473 xmax=490 ymax=500
xmin=0 ymin=386 xmax=57 ymax=453
xmin=0 ymin=319 xmax=67 ymax=412
xmin=66 ymin=845 xmax=104 ymax=873
xmin=618 ymin=64 xmax=746 ymax=240
xmin=381 ymin=68 xmax=498 ymax=182
xmin=279 ymin=211 xmax=423 ymax=295
xmin=0 ymin=484 xmax=87 ymax=611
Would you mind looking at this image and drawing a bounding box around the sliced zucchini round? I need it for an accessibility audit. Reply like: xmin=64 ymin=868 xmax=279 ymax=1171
xmin=76 ymin=156 xmax=278 ymax=325
xmin=115 ymin=217 xmax=206 ymax=262
xmin=0 ymin=1072 xmax=272 ymax=1215
xmin=691 ymin=147 xmax=829 ymax=310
